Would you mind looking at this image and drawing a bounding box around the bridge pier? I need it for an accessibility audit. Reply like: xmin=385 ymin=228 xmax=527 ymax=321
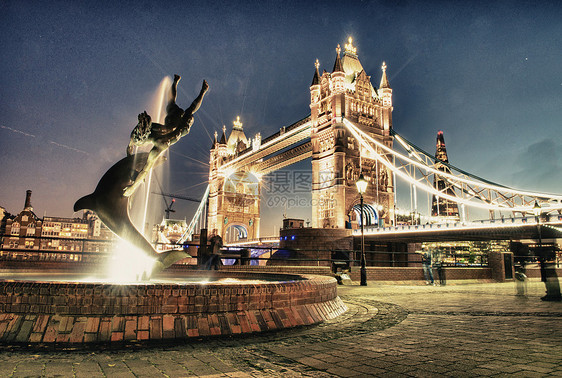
xmin=277 ymin=228 xmax=425 ymax=269
xmin=277 ymin=228 xmax=353 ymax=267
xmin=488 ymin=250 xmax=515 ymax=282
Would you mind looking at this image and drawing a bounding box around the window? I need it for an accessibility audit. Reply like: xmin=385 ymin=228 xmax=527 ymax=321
xmin=11 ymin=222 xmax=20 ymax=235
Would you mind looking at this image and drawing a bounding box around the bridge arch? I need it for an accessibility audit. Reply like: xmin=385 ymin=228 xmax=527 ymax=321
xmin=224 ymin=223 xmax=248 ymax=244
xmin=351 ymin=203 xmax=380 ymax=227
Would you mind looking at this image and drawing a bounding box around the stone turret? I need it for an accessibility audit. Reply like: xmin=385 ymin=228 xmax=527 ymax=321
xmin=379 ymin=61 xmax=392 ymax=108
xmin=331 ymin=44 xmax=345 ymax=94
xmin=219 ymin=125 xmax=227 ymax=145
xmin=310 ymin=59 xmax=321 ymax=105
xmin=311 ymin=59 xmax=320 ymax=86
xmin=211 ymin=131 xmax=218 ymax=149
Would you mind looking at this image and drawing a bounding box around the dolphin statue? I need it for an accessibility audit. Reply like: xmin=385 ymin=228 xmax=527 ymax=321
xmin=74 ymin=152 xmax=189 ymax=278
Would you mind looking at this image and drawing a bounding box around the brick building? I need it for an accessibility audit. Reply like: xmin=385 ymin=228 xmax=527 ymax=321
xmin=1 ymin=190 xmax=115 ymax=262
xmin=2 ymin=190 xmax=43 ymax=256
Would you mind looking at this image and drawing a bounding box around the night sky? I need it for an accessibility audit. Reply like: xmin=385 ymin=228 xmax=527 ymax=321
xmin=1 ymin=1 xmax=561 ymax=234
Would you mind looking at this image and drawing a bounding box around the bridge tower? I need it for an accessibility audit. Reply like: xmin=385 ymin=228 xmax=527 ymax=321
xmin=207 ymin=118 xmax=261 ymax=242
xmin=310 ymin=39 xmax=395 ymax=228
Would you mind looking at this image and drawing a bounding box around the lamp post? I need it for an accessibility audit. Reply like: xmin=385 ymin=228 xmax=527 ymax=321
xmin=356 ymin=173 xmax=368 ymax=286
xmin=533 ymin=200 xmax=542 ymax=246
xmin=533 ymin=200 xmax=544 ymax=277
xmin=533 ymin=200 xmax=547 ymax=287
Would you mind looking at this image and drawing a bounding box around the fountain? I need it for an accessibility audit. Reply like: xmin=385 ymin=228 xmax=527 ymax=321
xmin=0 ymin=271 xmax=345 ymax=343
xmin=0 ymin=76 xmax=347 ymax=344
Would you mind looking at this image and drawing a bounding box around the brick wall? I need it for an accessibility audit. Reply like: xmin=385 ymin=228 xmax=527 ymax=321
xmin=347 ymin=267 xmax=492 ymax=282
xmin=522 ymin=267 xmax=562 ymax=279
xmin=218 ymin=265 xmax=332 ymax=276
xmin=215 ymin=265 xmax=493 ymax=282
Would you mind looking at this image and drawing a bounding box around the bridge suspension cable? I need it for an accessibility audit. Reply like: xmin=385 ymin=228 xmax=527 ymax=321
xmin=343 ymin=119 xmax=562 ymax=215
xmin=178 ymin=184 xmax=210 ymax=243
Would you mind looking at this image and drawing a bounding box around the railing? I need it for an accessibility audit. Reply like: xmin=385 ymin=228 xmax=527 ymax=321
xmin=354 ymin=215 xmax=562 ymax=236
xmin=0 ymin=234 xmax=489 ymax=268
xmin=183 ymin=243 xmax=489 ymax=268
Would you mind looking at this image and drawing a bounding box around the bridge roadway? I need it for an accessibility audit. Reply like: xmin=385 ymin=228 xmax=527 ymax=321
xmin=224 ymin=217 xmax=562 ymax=249
xmin=355 ymin=217 xmax=562 ymax=243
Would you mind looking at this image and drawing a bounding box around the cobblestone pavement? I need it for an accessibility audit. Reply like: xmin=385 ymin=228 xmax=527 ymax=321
xmin=0 ymin=280 xmax=561 ymax=377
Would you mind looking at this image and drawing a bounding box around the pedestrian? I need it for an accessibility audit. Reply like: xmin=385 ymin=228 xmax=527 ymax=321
xmin=435 ymin=250 xmax=446 ymax=286
xmin=420 ymin=250 xmax=435 ymax=285
xmin=514 ymin=264 xmax=527 ymax=296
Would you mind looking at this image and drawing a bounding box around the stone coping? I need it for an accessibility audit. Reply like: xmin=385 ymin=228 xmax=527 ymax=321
xmin=0 ymin=272 xmax=347 ymax=344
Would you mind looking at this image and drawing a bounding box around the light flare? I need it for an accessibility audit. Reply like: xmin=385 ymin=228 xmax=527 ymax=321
xmin=107 ymin=240 xmax=157 ymax=282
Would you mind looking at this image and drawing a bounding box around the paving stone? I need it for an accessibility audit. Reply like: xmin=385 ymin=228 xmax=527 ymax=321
xmin=295 ymin=356 xmax=330 ymax=370
xmin=74 ymin=361 xmax=104 ymax=377
xmin=0 ymin=281 xmax=560 ymax=377
xmin=0 ymin=365 xmax=16 ymax=377
xmin=224 ymin=373 xmax=253 ymax=377
xmin=12 ymin=361 xmax=44 ymax=376
xmin=478 ymin=362 xmax=522 ymax=373
xmin=509 ymin=371 xmax=550 ymax=378
xmin=123 ymin=360 xmax=164 ymax=377
xmin=43 ymin=361 xmax=75 ymax=377
xmin=100 ymin=361 xmax=135 ymax=378
xmin=512 ymin=363 xmax=556 ymax=374
xmin=326 ymin=366 xmax=365 ymax=377
xmin=386 ymin=363 xmax=419 ymax=374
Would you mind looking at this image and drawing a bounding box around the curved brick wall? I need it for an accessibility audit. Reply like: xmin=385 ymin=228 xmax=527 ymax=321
xmin=0 ymin=272 xmax=346 ymax=344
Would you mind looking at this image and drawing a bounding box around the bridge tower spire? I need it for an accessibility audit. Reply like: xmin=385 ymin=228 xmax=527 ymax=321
xmin=332 ymin=44 xmax=345 ymax=95
xmin=310 ymin=39 xmax=395 ymax=229
xmin=311 ymin=59 xmax=320 ymax=86
xmin=379 ymin=62 xmax=393 ymax=127
xmin=310 ymin=59 xmax=321 ymax=113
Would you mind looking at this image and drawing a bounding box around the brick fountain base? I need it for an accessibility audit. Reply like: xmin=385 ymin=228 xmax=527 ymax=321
xmin=0 ymin=271 xmax=346 ymax=344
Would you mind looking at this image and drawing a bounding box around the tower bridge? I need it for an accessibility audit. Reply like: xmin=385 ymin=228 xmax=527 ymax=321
xmin=179 ymin=38 xmax=562 ymax=247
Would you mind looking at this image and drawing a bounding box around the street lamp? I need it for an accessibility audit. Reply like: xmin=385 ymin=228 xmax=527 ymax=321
xmin=533 ymin=200 xmax=541 ymax=219
xmin=356 ymin=173 xmax=368 ymax=286
xmin=533 ymin=200 xmax=542 ymax=248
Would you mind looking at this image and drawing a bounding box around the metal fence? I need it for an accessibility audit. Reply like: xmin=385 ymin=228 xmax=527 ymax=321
xmin=0 ymin=234 xmax=490 ymax=268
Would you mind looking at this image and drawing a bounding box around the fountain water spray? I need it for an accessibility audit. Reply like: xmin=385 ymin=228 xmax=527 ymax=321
xmin=107 ymin=240 xmax=157 ymax=282
xmin=140 ymin=76 xmax=172 ymax=236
